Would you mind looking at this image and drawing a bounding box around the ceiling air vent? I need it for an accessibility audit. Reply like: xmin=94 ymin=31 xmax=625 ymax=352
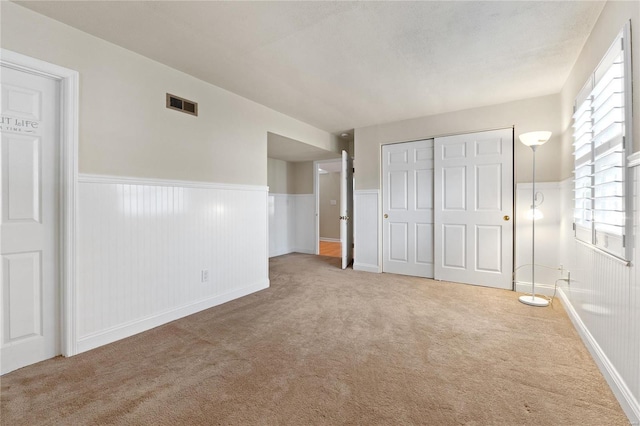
xmin=166 ymin=93 xmax=198 ymax=116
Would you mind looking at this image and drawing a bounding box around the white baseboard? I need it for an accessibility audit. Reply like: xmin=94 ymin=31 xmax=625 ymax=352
xmin=270 ymin=248 xmax=316 ymax=257
xmin=76 ymin=280 xmax=269 ymax=354
xmin=558 ymin=288 xmax=640 ymax=425
xmin=270 ymin=247 xmax=294 ymax=258
xmin=320 ymin=237 xmax=340 ymax=243
xmin=293 ymin=248 xmax=315 ymax=255
xmin=353 ymin=262 xmax=381 ymax=273
xmin=514 ymin=281 xmax=557 ymax=296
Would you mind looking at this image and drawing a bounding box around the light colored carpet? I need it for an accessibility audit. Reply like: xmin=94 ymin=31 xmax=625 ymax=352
xmin=1 ymin=253 xmax=628 ymax=425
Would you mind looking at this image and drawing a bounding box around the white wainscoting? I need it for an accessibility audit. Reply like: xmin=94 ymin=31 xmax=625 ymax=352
xmin=514 ymin=182 xmax=563 ymax=295
xmin=77 ymin=174 xmax=269 ymax=354
xmin=294 ymin=195 xmax=316 ymax=254
xmin=557 ymin=166 xmax=640 ymax=424
xmin=354 ymin=190 xmax=380 ymax=273
xmin=268 ymin=193 xmax=315 ymax=257
xmin=269 ymin=194 xmax=296 ymax=257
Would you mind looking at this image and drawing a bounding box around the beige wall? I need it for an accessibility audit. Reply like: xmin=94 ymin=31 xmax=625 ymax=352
xmin=319 ymin=172 xmax=341 ymax=239
xmin=560 ymin=0 xmax=640 ymax=180
xmin=291 ymin=162 xmax=314 ymax=194
xmin=354 ymin=94 xmax=561 ymax=190
xmin=267 ymin=159 xmax=314 ymax=194
xmin=1 ymin=2 xmax=336 ymax=186
xmin=267 ymin=158 xmax=293 ymax=193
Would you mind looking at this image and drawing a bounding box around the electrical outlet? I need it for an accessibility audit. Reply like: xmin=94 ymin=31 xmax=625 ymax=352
xmin=559 ymin=270 xmax=571 ymax=286
xmin=201 ymin=269 xmax=209 ymax=283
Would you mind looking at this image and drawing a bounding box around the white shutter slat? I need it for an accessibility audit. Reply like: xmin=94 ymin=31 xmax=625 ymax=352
xmin=592 ymin=65 xmax=623 ymax=100
xmin=592 ymin=107 xmax=624 ymax=136
xmin=594 ymin=196 xmax=623 ymax=211
xmin=593 ymin=166 xmax=623 ymax=185
xmin=593 ymin=91 xmax=624 ymax=120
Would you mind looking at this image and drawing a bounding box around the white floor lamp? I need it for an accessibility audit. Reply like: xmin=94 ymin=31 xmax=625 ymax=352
xmin=519 ymin=131 xmax=552 ymax=307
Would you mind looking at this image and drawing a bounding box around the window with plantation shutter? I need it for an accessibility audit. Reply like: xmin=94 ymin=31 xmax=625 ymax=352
xmin=572 ymin=22 xmax=632 ymax=260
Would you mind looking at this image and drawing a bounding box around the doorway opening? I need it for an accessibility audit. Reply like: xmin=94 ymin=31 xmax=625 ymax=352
xmin=266 ymin=132 xmax=350 ymax=264
xmin=314 ymin=151 xmax=353 ymax=269
xmin=316 ymin=159 xmax=341 ymax=258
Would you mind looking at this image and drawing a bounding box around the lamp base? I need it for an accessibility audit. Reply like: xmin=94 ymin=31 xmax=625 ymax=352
xmin=519 ymin=294 xmax=549 ymax=307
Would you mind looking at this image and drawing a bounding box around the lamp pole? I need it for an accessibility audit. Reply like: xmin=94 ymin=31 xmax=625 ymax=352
xmin=519 ymin=132 xmax=550 ymax=307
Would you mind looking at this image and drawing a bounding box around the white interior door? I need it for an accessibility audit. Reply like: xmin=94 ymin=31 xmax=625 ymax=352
xmin=1 ymin=66 xmax=60 ymax=374
xmin=340 ymin=150 xmax=353 ymax=269
xmin=434 ymin=128 xmax=513 ymax=289
xmin=382 ymin=140 xmax=434 ymax=278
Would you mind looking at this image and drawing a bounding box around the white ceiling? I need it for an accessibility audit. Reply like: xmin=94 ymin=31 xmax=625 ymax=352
xmin=17 ymin=1 xmax=604 ymax=137
xmin=318 ymin=160 xmax=342 ymax=174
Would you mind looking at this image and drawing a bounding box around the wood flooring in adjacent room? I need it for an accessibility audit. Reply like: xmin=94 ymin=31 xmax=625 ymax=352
xmin=0 ymin=254 xmax=629 ymax=425
xmin=319 ymin=240 xmax=341 ymax=258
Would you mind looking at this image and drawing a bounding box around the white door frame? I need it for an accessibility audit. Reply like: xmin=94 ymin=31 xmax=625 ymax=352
xmin=314 ymin=158 xmax=342 ymax=255
xmin=1 ymin=49 xmax=79 ymax=357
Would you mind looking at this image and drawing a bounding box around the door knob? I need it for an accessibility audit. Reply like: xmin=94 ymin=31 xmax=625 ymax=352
xmin=384 ymin=214 xmax=389 ymax=219
xmin=503 ymin=215 xmax=510 ymax=221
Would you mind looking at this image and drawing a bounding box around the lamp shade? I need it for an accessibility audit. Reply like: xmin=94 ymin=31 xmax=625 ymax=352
xmin=519 ymin=131 xmax=552 ymax=147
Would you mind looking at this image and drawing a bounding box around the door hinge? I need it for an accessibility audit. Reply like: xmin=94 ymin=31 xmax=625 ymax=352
xmin=352 ymin=167 xmax=355 ymax=174
xmin=623 ymin=235 xmax=626 ymax=247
